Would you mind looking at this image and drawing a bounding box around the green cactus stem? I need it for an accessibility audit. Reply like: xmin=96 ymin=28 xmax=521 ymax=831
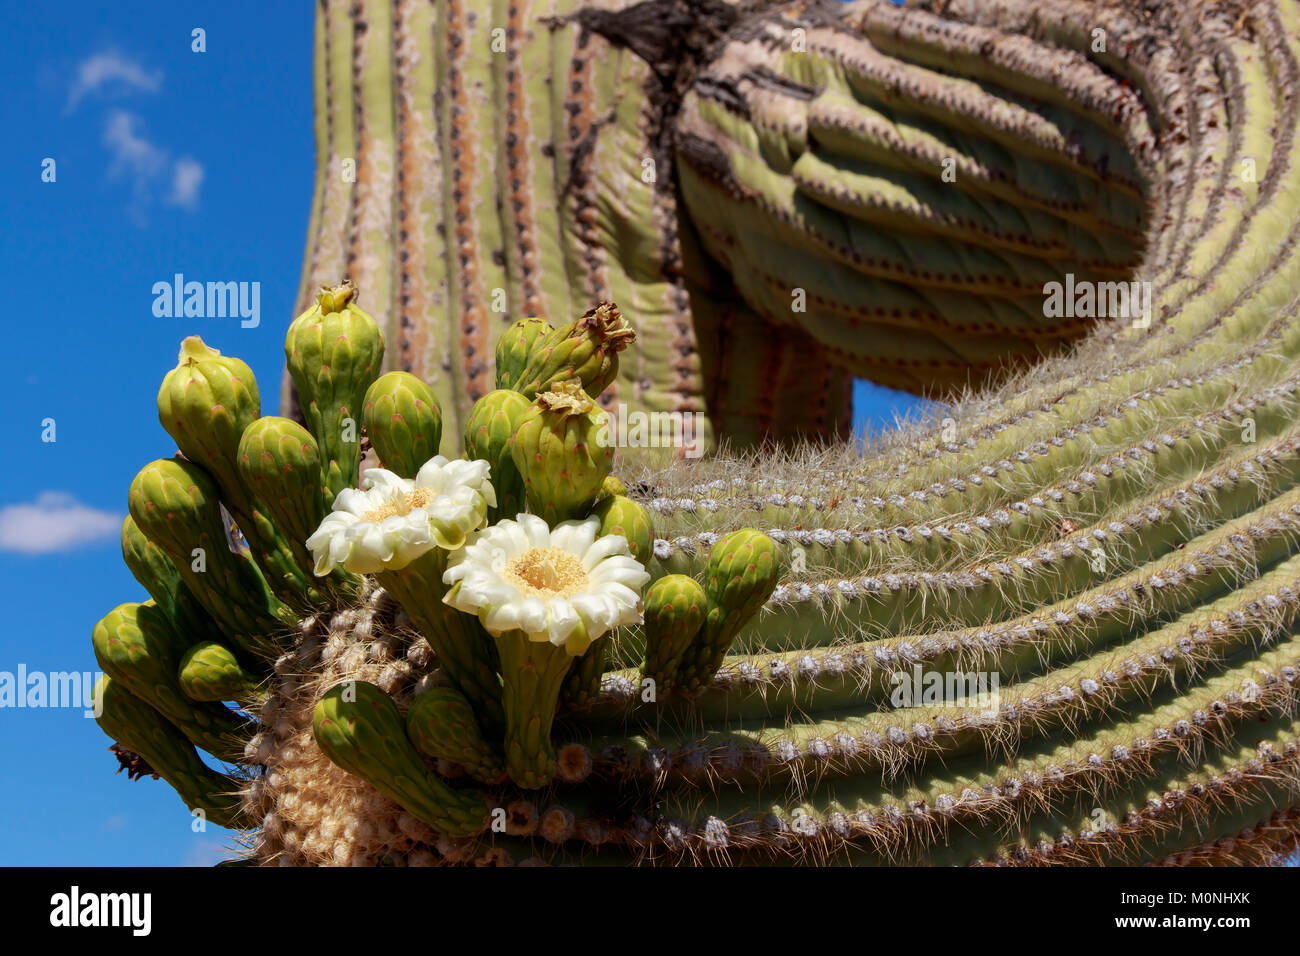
xmin=406 ymin=686 xmax=505 ymax=784
xmin=312 ymin=681 xmax=490 ymax=837
xmin=494 ymin=629 xmax=584 ymax=789
xmin=95 ymin=676 xmax=244 ymax=828
xmin=91 ymin=602 xmax=248 ymax=764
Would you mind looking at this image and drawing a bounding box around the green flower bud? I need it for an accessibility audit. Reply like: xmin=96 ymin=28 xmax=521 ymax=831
xmin=178 ymin=640 xmax=260 ymax=703
xmin=313 ymin=681 xmax=490 ymax=836
xmin=509 ymin=380 xmax=614 ymax=524
xmin=677 ymin=529 xmax=782 ymax=690
xmin=641 ymin=574 xmax=707 ymax=692
xmin=285 ymin=281 xmax=385 ymax=502
xmin=494 ymin=316 xmax=554 ymax=390
xmin=599 ymin=474 xmax=628 ymax=500
xmin=120 ymin=516 xmax=224 ymax=647
xmin=156 ymin=336 xmax=261 ymax=519
xmin=92 ymin=602 xmax=247 ymax=763
xmin=464 ymin=388 xmax=529 ymax=521
xmin=590 ymin=494 xmax=655 ymax=563
xmin=406 ymin=686 xmax=505 ymax=784
xmin=511 ymin=302 xmax=636 ymax=400
xmin=237 ymin=416 xmax=357 ymax=598
xmin=363 ymin=372 xmax=443 ymax=478
xmin=95 ymin=676 xmax=245 ymax=828
xmin=128 ymin=458 xmax=292 ymax=658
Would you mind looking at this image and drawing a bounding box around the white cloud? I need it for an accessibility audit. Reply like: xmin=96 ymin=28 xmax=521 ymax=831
xmin=0 ymin=492 xmax=122 ymax=554
xmin=67 ymin=50 xmax=161 ymax=111
xmin=103 ymin=110 xmax=166 ymax=180
xmin=102 ymin=112 xmax=202 ymax=213
xmin=166 ymin=157 xmax=204 ymax=210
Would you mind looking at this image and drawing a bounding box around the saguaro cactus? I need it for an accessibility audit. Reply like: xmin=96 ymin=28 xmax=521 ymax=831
xmin=93 ymin=0 xmax=1300 ymax=866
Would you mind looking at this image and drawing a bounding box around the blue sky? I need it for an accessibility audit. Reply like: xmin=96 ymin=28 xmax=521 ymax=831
xmin=0 ymin=0 xmax=925 ymax=866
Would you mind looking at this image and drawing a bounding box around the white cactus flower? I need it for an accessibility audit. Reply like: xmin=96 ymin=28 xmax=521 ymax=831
xmin=442 ymin=513 xmax=650 ymax=654
xmin=306 ymin=457 xmax=496 ymax=575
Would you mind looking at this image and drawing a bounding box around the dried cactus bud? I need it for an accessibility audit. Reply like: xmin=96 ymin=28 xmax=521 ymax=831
xmin=495 ymin=316 xmax=554 ymax=390
xmin=178 ymin=640 xmax=260 ymax=703
xmin=95 ymin=676 xmax=245 ymax=828
xmin=285 ymin=281 xmax=385 ymax=502
xmin=313 ymin=681 xmax=490 ymax=836
xmin=509 ymin=380 xmax=614 ymax=524
xmin=463 ymin=388 xmax=530 ymax=521
xmin=406 ymin=686 xmax=505 ymax=784
xmin=641 ymin=574 xmax=708 ymax=692
xmin=91 ymin=602 xmax=247 ymax=762
xmin=590 ymin=494 xmax=655 ymax=564
xmin=363 ymin=372 xmax=443 ymax=479
xmin=511 ymin=302 xmax=635 ymax=400
xmin=678 ymin=530 xmax=782 ymax=690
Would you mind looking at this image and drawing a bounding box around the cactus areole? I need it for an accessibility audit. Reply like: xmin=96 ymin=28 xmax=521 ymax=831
xmin=94 ymin=0 xmax=1300 ymax=866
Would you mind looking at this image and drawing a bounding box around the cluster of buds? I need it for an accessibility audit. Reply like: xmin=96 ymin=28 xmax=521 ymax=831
xmin=95 ymin=284 xmax=780 ymax=849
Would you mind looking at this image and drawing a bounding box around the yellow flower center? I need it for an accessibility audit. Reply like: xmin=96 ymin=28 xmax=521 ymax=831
xmin=362 ymin=487 xmax=436 ymax=522
xmin=505 ymin=547 xmax=590 ymax=598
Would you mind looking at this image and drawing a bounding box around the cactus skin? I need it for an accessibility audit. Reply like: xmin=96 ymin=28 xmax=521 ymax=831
xmin=285 ymin=281 xmax=385 ymax=502
xmin=510 ymin=380 xmax=614 ymax=524
xmin=510 ymin=302 xmax=637 ymax=400
xmin=406 ymin=686 xmax=505 ymax=784
xmin=640 ymin=574 xmax=708 ymax=694
xmin=312 ymin=681 xmax=489 ymax=837
xmin=494 ymin=317 xmax=554 ymax=390
xmin=91 ymin=603 xmax=248 ymax=764
xmin=675 ymin=531 xmax=782 ymax=692
xmin=95 ymin=676 xmax=244 ymax=828
xmin=362 ymin=371 xmax=443 ymax=478
xmin=177 ymin=641 xmax=260 ymax=704
xmin=463 ymin=389 xmax=529 ymax=522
